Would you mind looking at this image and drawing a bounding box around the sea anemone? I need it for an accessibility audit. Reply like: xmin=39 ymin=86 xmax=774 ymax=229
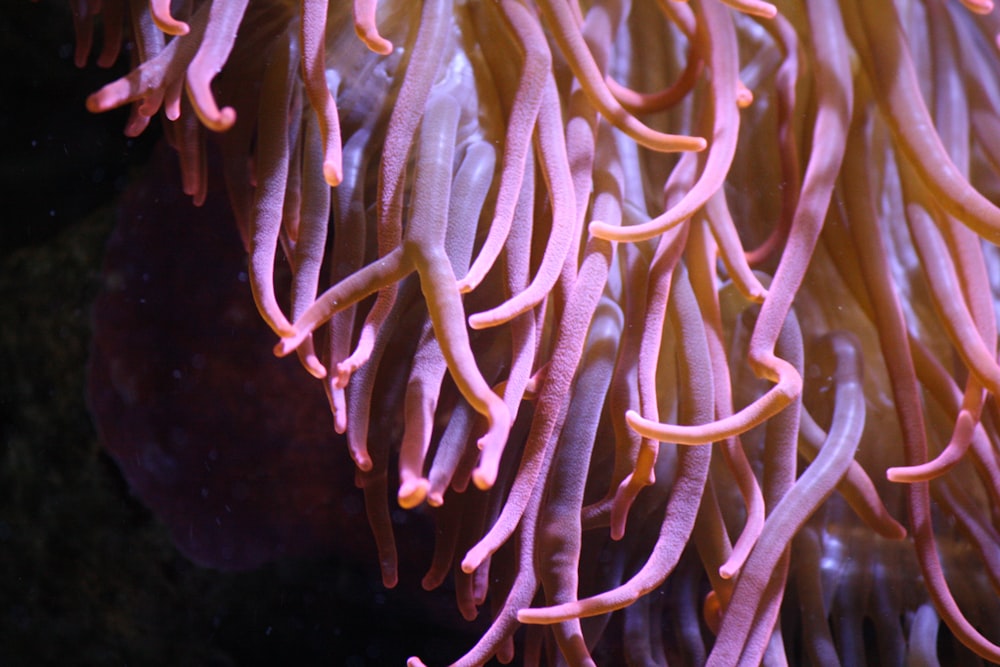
xmin=71 ymin=0 xmax=1000 ymax=664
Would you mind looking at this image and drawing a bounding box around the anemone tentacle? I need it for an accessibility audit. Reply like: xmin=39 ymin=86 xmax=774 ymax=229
xmin=72 ymin=0 xmax=1000 ymax=663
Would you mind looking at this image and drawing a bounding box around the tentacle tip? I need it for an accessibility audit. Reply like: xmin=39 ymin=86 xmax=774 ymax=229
xmin=719 ymin=564 xmax=738 ymax=580
xmin=154 ymin=19 xmax=190 ymax=36
xmin=471 ymin=466 xmax=495 ymax=491
xmin=703 ymin=591 xmax=722 ymax=635
xmin=467 ymin=312 xmax=492 ymax=330
xmin=756 ymin=4 xmax=778 ymax=19
xmin=426 ymin=491 xmax=444 ymax=507
xmin=689 ymin=136 xmax=708 ymax=152
xmin=96 ymin=52 xmax=119 ymax=69
xmin=204 ymin=106 xmax=237 ymax=133
xmin=303 ymin=358 xmax=328 ymax=380
xmin=362 ymin=34 xmax=394 ymax=55
xmin=351 ymin=453 xmax=373 ymax=472
xmin=515 ymin=610 xmax=537 ymax=624
xmin=381 ymin=570 xmax=399 ymax=589
xmin=124 ymin=119 xmax=149 ymax=138
xmin=885 ymin=467 xmax=914 ymax=483
xmin=964 ymin=0 xmax=994 ymax=14
xmin=323 ymin=161 xmax=343 ymax=187
xmin=397 ymin=479 xmax=429 ymax=509
xmin=588 ymin=220 xmax=620 ymax=241
xmin=332 ymin=407 xmax=348 ymax=435
xmin=460 ymin=553 xmax=482 ymax=574
xmin=886 ymin=523 xmax=907 ymax=540
xmin=407 ymin=657 xmax=428 ymax=667
xmin=85 ymin=94 xmax=106 ymax=114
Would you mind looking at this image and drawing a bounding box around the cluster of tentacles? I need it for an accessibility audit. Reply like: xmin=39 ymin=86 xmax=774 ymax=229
xmin=72 ymin=0 xmax=1000 ymax=664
